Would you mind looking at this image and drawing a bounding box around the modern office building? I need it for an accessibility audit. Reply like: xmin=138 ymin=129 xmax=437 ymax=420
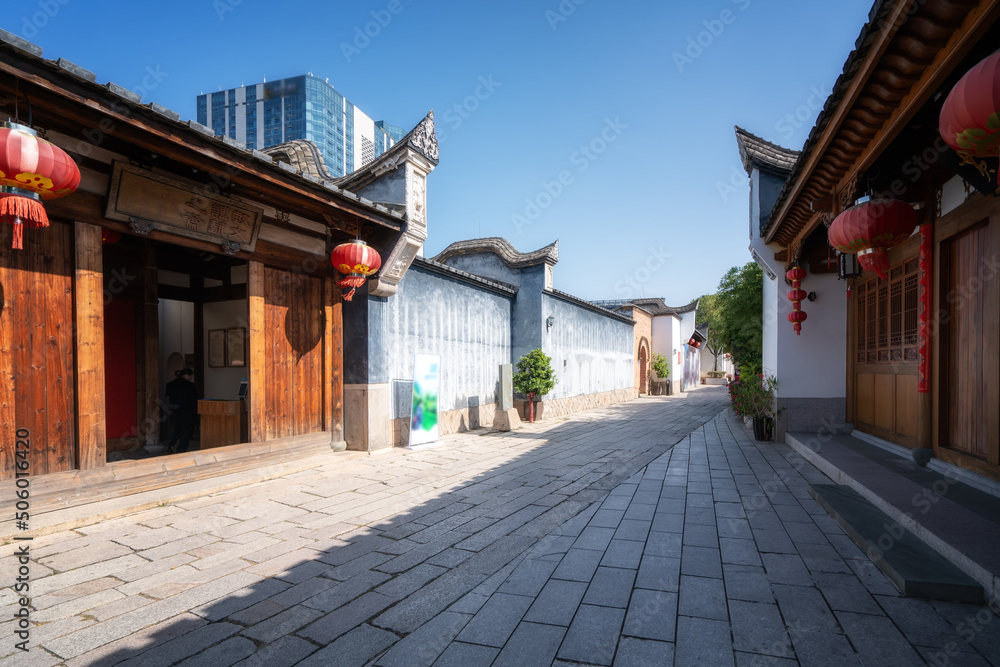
xmin=196 ymin=74 xmax=398 ymax=177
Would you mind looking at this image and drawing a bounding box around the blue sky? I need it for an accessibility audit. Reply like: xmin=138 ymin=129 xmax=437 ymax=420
xmin=9 ymin=0 xmax=873 ymax=305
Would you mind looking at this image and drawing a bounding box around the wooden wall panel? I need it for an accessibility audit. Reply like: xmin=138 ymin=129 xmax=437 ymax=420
xmin=874 ymin=374 xmax=896 ymax=433
xmin=895 ymin=374 xmax=918 ymax=439
xmin=0 ymin=222 xmax=75 ymax=480
xmin=856 ymin=373 xmax=875 ymax=427
xmin=248 ymin=262 xmax=266 ymax=442
xmin=74 ymin=222 xmax=106 ymax=469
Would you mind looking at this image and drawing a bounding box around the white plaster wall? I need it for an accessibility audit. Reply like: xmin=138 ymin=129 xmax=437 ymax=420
xmin=203 ymin=300 xmax=249 ymax=400
xmin=772 ymin=271 xmax=846 ymax=398
xmin=762 ymin=272 xmax=779 ymax=378
xmin=651 ymin=314 xmax=678 ymax=379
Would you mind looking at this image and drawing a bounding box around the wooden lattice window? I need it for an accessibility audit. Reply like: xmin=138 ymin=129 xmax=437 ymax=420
xmin=856 ymin=259 xmax=919 ymax=364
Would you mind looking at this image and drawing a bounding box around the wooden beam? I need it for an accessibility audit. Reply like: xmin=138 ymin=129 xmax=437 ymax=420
xmin=248 ymin=262 xmax=266 ymax=443
xmin=142 ymin=242 xmax=159 ymax=446
xmin=74 ymin=222 xmax=106 ymax=470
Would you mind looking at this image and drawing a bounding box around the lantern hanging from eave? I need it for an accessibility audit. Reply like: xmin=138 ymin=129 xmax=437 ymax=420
xmin=786 ymin=266 xmax=807 ymax=335
xmin=330 ymin=240 xmax=381 ymax=301
xmin=827 ymin=199 xmax=918 ymax=280
xmin=101 ymin=228 xmax=121 ymax=245
xmin=939 ymin=50 xmax=1000 ymax=187
xmin=0 ymin=122 xmax=81 ymax=250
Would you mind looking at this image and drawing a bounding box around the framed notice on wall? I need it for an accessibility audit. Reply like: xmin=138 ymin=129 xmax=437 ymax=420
xmin=227 ymin=327 xmax=245 ymax=367
xmin=408 ymin=353 xmax=441 ymax=448
xmin=208 ymin=330 xmax=226 ymax=368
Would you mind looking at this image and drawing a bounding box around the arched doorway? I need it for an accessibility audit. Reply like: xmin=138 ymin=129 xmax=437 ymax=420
xmin=638 ymin=342 xmax=649 ymax=394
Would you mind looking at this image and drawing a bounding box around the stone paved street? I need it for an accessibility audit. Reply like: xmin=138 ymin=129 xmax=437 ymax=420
xmin=2 ymin=386 xmax=998 ymax=666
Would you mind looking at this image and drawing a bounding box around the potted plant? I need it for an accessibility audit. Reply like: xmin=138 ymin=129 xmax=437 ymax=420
xmin=728 ymin=373 xmax=783 ymax=441
xmin=650 ymin=353 xmax=671 ymax=395
xmin=513 ymin=348 xmax=557 ymax=423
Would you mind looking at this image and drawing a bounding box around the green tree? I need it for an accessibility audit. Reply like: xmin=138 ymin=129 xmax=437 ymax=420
xmin=713 ymin=262 xmax=763 ymax=373
xmin=696 ymin=293 xmax=727 ymax=371
xmin=513 ymin=348 xmax=557 ymax=423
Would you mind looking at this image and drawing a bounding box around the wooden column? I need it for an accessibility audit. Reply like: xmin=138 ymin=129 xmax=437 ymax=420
xmin=325 ymin=277 xmax=344 ymax=443
xmin=141 ymin=242 xmax=159 ymax=446
xmin=248 ymin=261 xmax=266 ymax=442
xmin=74 ymin=222 xmax=106 ymax=469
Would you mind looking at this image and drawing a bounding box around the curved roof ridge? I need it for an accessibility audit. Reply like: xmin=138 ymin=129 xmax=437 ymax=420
xmin=262 ymin=139 xmax=337 ymax=181
xmin=734 ymin=125 xmax=800 ymax=176
xmin=432 ymin=237 xmax=559 ymax=268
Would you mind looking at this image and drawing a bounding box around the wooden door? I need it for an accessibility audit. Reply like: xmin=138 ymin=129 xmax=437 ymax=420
xmin=943 ymin=220 xmax=999 ymax=461
xmin=0 ymin=223 xmax=76 ymax=479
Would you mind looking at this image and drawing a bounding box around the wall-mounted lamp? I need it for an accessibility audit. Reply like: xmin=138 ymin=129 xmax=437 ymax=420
xmin=546 ymin=315 xmax=555 ymax=331
xmin=807 ymin=292 xmax=817 ymax=302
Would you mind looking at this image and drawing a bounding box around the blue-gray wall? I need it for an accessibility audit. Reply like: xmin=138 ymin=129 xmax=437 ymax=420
xmin=757 ymin=169 xmax=787 ymax=237
xmin=541 ymin=292 xmax=634 ymax=400
xmin=443 ymin=254 xmax=522 ymax=286
xmin=381 ymin=264 xmax=512 ymax=418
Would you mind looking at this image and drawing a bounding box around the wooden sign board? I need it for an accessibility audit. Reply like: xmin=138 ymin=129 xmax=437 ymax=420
xmin=105 ymin=161 xmax=264 ymax=253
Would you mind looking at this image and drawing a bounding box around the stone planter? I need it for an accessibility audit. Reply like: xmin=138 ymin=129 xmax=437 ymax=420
xmin=705 ymin=377 xmax=727 ymax=386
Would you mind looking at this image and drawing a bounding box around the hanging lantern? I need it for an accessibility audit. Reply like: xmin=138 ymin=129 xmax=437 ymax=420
xmin=0 ymin=122 xmax=81 ymax=250
xmin=330 ymin=240 xmax=381 ymax=301
xmin=827 ymin=199 xmax=918 ymax=280
xmin=939 ymin=50 xmax=1000 ymax=187
xmin=786 ymin=266 xmax=807 ymax=335
xmin=101 ymin=228 xmax=121 ymax=245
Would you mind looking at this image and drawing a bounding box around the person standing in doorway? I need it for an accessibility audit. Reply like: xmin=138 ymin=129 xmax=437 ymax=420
xmin=165 ymin=368 xmax=199 ymax=453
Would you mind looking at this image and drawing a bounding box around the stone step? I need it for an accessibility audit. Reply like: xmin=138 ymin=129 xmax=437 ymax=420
xmin=808 ymin=483 xmax=984 ymax=604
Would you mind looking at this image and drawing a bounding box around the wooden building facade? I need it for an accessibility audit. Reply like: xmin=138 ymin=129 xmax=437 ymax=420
xmin=757 ymin=0 xmax=1000 ymax=481
xmin=0 ymin=34 xmax=435 ymax=486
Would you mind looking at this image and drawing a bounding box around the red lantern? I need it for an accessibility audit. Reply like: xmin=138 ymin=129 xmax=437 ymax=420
xmin=939 ymin=50 xmax=1000 ymax=186
xmin=0 ymin=122 xmax=81 ymax=249
xmin=786 ymin=266 xmax=807 ymax=335
xmin=827 ymin=199 xmax=917 ymax=280
xmin=102 ymin=229 xmax=121 ymax=245
xmin=330 ymin=240 xmax=381 ymax=301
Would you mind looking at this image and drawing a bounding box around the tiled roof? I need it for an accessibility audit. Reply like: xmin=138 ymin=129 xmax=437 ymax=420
xmin=412 ymin=257 xmax=518 ymax=296
xmin=263 ymin=140 xmax=337 ymax=182
xmin=545 ymin=289 xmax=637 ymax=325
xmin=734 ymin=126 xmax=799 ymax=176
xmin=432 ymin=237 xmax=559 ymax=268
xmin=0 ymin=29 xmax=408 ymax=222
xmin=591 ymin=297 xmax=699 ymax=317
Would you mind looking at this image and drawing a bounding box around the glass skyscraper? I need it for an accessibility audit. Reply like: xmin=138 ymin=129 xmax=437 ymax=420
xmin=196 ymin=75 xmax=398 ymax=178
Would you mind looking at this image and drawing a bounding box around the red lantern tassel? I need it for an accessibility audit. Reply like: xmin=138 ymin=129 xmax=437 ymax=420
xmin=858 ymin=248 xmax=890 ymax=281
xmin=338 ymin=275 xmax=367 ymax=302
xmin=0 ymin=194 xmax=49 ymax=250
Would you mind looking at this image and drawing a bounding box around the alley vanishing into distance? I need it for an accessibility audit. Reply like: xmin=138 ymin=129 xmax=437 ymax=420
xmin=2 ymin=386 xmax=997 ymax=666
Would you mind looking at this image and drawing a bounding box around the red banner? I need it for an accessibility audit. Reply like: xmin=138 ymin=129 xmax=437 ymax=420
xmin=918 ymin=224 xmax=932 ymax=393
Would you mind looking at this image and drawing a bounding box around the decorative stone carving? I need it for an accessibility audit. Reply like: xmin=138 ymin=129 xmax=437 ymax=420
xmin=129 ymin=216 xmax=155 ymax=235
xmin=407 ymin=111 xmax=439 ymax=163
xmin=220 ymin=239 xmax=240 ymax=255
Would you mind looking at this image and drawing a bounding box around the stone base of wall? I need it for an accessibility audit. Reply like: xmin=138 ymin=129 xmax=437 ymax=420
xmin=517 ymin=387 xmax=636 ymax=422
xmin=777 ymin=397 xmax=846 ymax=443
xmin=392 ymin=402 xmax=499 ymax=446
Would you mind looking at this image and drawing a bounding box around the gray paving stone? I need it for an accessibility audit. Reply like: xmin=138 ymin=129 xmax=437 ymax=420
xmin=718 ymin=517 xmax=754 ymax=540
xmin=601 ymin=539 xmax=645 ymax=569
xmin=651 ymin=511 xmax=684 ymax=533
xmin=679 ymin=574 xmax=728 ymax=621
xmin=772 ymin=584 xmax=839 ymax=634
xmin=297 ymin=623 xmax=398 ymax=667
xmin=720 ymin=537 xmax=763 ymax=567
xmin=783 ymin=520 xmax=829 ymax=546
xmin=552 ymin=548 xmax=604 ymax=582
xmin=431 ymin=642 xmax=499 ymax=667
xmin=300 ymin=569 xmax=391 ymax=613
xmin=916 ymin=645 xmax=993 ymax=667
xmin=583 ymin=566 xmax=637 ymax=609
xmin=523 ymin=578 xmax=588 ymax=626
xmin=635 ymin=554 xmax=680 ymax=592
xmin=931 ymin=600 xmax=1000 ymax=665
xmin=116 ymin=622 xmax=242 ymax=667
xmin=376 ymin=611 xmax=471 ymax=667
xmin=574 ymin=526 xmax=617 ymax=551
xmin=729 ymin=599 xmax=793 ymax=658
xmin=454 ymin=592 xmax=532 ymax=648
xmin=761 ymin=553 xmax=812 ymax=586
xmin=175 ymin=636 xmax=256 ymax=667
xmin=836 ymin=611 xmax=926 ymax=666
xmin=492 ymin=622 xmax=566 ymax=667
xmin=623 ymin=589 xmax=677 ymax=642
xmin=299 ymin=592 xmax=395 ymax=644
xmin=681 ymin=545 xmax=723 ymax=578
xmin=684 ymin=506 xmax=718 ymax=526
xmin=734 ymin=651 xmax=800 ymax=666
xmin=682 ymin=523 xmax=718 ymax=548
xmin=557 ymin=604 xmax=626 ymax=666
xmin=752 ymin=528 xmax=797 ymax=554
xmin=590 ymin=509 xmax=626 ymax=528
xmin=497 ymin=558 xmax=558 ymax=597
xmin=613 ymin=637 xmax=675 ymax=666
xmin=374 ymin=568 xmax=487 ymax=634
xmin=811 ymin=572 xmax=880 ymax=615
xmin=243 ymin=604 xmax=322 ymax=643
xmin=377 ymin=563 xmax=448 ymax=601
xmin=675 ymin=616 xmax=734 ymax=667
xmin=231 ymin=636 xmax=317 ymax=667
xmin=643 ymin=531 xmax=682 ymax=558
xmin=846 ymin=558 xmax=898 ymax=596
xmin=614 ymin=519 xmax=652 ymax=543
xmin=788 ymin=628 xmax=862 ymax=666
